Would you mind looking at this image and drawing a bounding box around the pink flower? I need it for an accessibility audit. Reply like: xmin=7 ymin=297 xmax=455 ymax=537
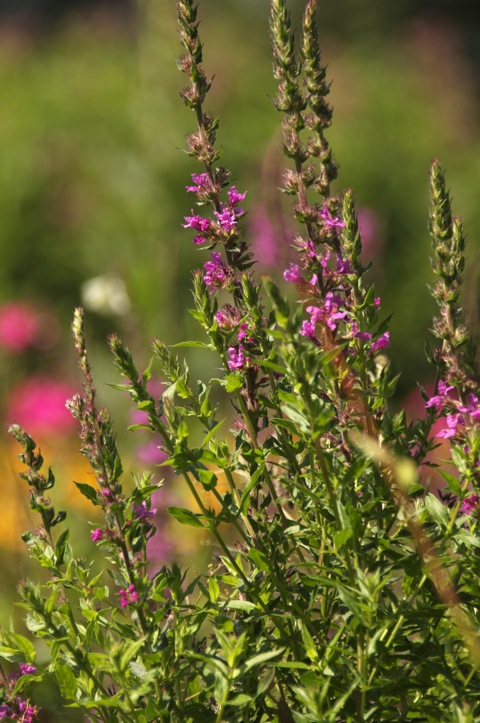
xmin=186 ymin=172 xmax=210 ymax=194
xmin=228 ymin=186 xmax=246 ymax=206
xmin=91 ymin=528 xmax=103 ymax=542
xmin=19 ymin=664 xmax=36 ymax=676
xmin=227 ymin=345 xmax=246 ymax=371
xmin=336 ymin=256 xmax=352 ymax=274
xmin=426 ymin=380 xmax=455 ymax=410
xmin=283 ymin=263 xmax=303 ymax=283
xmin=133 ymin=501 xmax=157 ymax=523
xmin=461 ymin=494 xmax=479 ymax=515
xmin=214 ymin=204 xmax=238 ymax=232
xmin=249 ymin=206 xmax=278 ymax=267
xmin=300 ymin=320 xmax=316 ymax=339
xmin=7 ymin=376 xmax=77 ymax=437
xmin=119 ymin=584 xmax=138 ymax=608
xmin=0 ymin=302 xmax=40 ymax=352
xmin=182 ymin=213 xmax=211 ymax=232
xmin=203 ymin=252 xmax=232 ymax=293
xmin=436 ymin=413 xmax=462 ymax=439
xmin=370 ymin=332 xmax=390 ymax=353
xmin=319 ymin=204 xmax=346 ymax=231
xmin=136 ymin=440 xmax=168 ymax=466
xmin=350 ymin=323 xmax=372 ymax=342
xmin=357 ymin=207 xmax=382 ymax=258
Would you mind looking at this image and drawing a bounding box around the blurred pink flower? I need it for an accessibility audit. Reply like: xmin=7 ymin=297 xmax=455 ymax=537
xmin=249 ymin=206 xmax=278 ymax=267
xmin=357 ymin=207 xmax=382 ymax=258
xmin=137 ymin=440 xmax=168 ymax=466
xmin=6 ymin=376 xmax=77 ymax=436
xmin=0 ymin=302 xmax=40 ymax=352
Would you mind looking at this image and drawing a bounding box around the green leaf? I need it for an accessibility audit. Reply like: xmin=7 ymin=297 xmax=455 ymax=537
xmin=120 ymin=638 xmax=146 ymax=671
xmin=74 ymin=482 xmax=99 ymax=506
xmin=11 ymin=635 xmax=36 ymax=663
xmin=202 ymin=419 xmax=225 ymax=447
xmin=247 ymin=548 xmax=270 ymax=572
xmin=334 ymin=528 xmax=353 ymax=548
xmin=0 ymin=646 xmax=22 ymax=663
xmin=425 ymin=493 xmax=449 ymax=528
xmin=439 ymin=470 xmax=462 ymax=496
xmin=224 ymin=373 xmax=243 ymax=393
xmin=55 ymin=529 xmax=70 ymax=567
xmin=167 ymin=506 xmax=205 ymax=528
xmin=172 ymin=341 xmax=213 ymax=349
xmin=259 ymin=359 xmax=287 ymax=375
xmin=197 ymin=468 xmax=217 ymax=489
xmin=240 ymin=648 xmax=285 ymax=673
xmin=281 ymin=404 xmax=310 ymax=434
xmin=300 ymin=625 xmax=319 ymax=663
xmin=55 ymin=662 xmax=77 ymax=699
xmin=240 ymin=465 xmax=265 ymax=515
xmin=226 ymin=600 xmax=257 ymax=612
xmin=208 ymin=577 xmax=220 ymax=604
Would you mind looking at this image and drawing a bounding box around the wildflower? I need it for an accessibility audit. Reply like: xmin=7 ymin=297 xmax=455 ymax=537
xmin=283 ymin=263 xmax=303 ymax=283
xmin=336 ymin=256 xmax=352 ymax=274
xmin=119 ymin=584 xmax=138 ymax=608
xmin=350 ymin=322 xmax=372 ymax=342
xmin=186 ymin=172 xmax=210 ymax=193
xmin=203 ymin=252 xmax=232 ymax=293
xmin=319 ymin=204 xmax=346 ymax=230
xmin=227 ymin=186 xmax=247 ymax=206
xmin=227 ymin=345 xmax=246 ymax=371
xmin=215 ymin=305 xmax=243 ymax=330
xmin=461 ymin=494 xmax=479 ymax=515
xmin=237 ymin=322 xmax=254 ymax=344
xmin=370 ymin=332 xmax=390 ymax=353
xmin=183 ymin=212 xmax=211 ymax=232
xmin=183 ymin=212 xmax=212 ymax=243
xmin=17 ymin=699 xmax=37 ymax=723
xmin=308 ymin=294 xmax=349 ymax=333
xmin=19 ymin=664 xmax=36 ymax=676
xmin=459 ymin=393 xmax=480 ymax=422
xmin=436 ymin=413 xmax=462 ymax=439
xmin=91 ymin=528 xmax=103 ymax=542
xmin=374 ymin=297 xmax=381 ymax=308
xmin=299 ymin=320 xmax=317 ymax=339
xmin=425 ymin=380 xmax=455 ymax=410
xmin=214 ymin=204 xmax=238 ymax=232
xmin=133 ymin=501 xmax=157 ymax=523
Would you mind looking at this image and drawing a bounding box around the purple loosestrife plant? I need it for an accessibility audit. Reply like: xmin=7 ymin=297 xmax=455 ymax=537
xmin=2 ymin=1 xmax=480 ymax=721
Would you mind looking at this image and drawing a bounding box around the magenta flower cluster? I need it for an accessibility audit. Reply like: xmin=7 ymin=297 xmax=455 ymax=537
xmin=91 ymin=527 xmax=103 ymax=542
xmin=133 ymin=500 xmax=157 ymax=523
xmin=119 ymin=584 xmax=139 ymax=608
xmin=461 ymin=493 xmax=480 ymax=515
xmin=203 ymin=252 xmax=233 ymax=294
xmin=0 ymin=665 xmax=37 ymax=722
xmin=426 ymin=381 xmax=480 ymax=440
xmin=183 ymin=174 xmax=246 ymax=246
xmin=282 ymin=203 xmax=388 ymax=356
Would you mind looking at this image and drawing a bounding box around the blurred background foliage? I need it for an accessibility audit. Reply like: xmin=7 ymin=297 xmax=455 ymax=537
xmin=1 ymin=0 xmax=480 ymax=717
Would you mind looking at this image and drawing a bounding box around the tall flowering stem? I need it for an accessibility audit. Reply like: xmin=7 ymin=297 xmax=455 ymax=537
xmin=425 ymin=160 xmax=480 ymax=503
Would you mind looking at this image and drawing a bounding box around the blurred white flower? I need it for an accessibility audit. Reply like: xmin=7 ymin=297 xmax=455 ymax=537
xmin=81 ymin=275 xmax=131 ymax=316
